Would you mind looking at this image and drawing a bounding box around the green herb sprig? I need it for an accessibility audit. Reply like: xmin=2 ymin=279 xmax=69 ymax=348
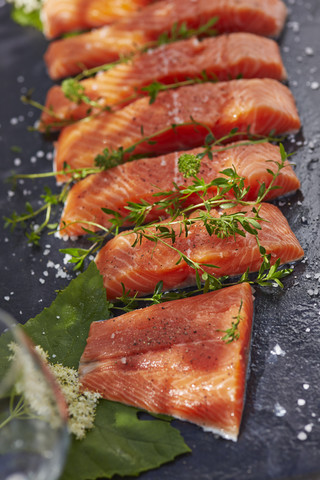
xmin=4 ymin=125 xmax=286 ymax=251
xmin=59 ymin=143 xmax=293 ymax=296
xmin=68 ymin=17 xmax=219 ymax=82
xmin=218 ymin=300 xmax=243 ymax=343
xmin=4 ymin=183 xmax=71 ymax=246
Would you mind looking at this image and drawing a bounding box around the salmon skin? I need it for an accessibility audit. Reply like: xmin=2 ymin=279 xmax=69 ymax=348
xmin=79 ymin=283 xmax=254 ymax=441
xmin=41 ymin=33 xmax=287 ymax=130
xmin=54 ymin=79 xmax=301 ymax=182
xmin=44 ymin=0 xmax=288 ymax=79
xmin=60 ymin=142 xmax=300 ymax=238
xmin=42 ymin=0 xmax=156 ymax=39
xmin=95 ymin=203 xmax=304 ymax=300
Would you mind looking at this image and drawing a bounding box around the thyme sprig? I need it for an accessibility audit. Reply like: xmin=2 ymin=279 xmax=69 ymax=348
xmin=30 ymin=74 xmax=219 ymax=132
xmin=93 ymin=122 xmax=281 ymax=172
xmin=122 ymin=142 xmax=290 ymax=228
xmin=154 ymin=17 xmax=218 ymax=47
xmin=64 ymin=17 xmax=219 ymax=82
xmin=4 ymin=183 xmax=71 ymax=246
xmin=61 ymin=142 xmax=293 ymax=290
xmin=22 ymin=17 xmax=220 ymax=131
xmin=60 ymin=222 xmax=113 ymax=271
xmin=4 ymin=126 xmax=286 ymax=251
xmin=218 ymin=300 xmax=243 ymax=343
xmin=107 ymin=235 xmax=293 ymax=315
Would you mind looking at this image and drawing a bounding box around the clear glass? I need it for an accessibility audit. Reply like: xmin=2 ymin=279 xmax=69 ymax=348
xmin=0 ymin=308 xmax=70 ymax=480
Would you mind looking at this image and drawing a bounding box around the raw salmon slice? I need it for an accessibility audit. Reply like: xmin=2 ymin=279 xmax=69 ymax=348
xmin=44 ymin=0 xmax=288 ymax=79
xmin=41 ymin=33 xmax=287 ymax=129
xmin=54 ymin=79 xmax=301 ymax=181
xmin=42 ymin=0 xmax=156 ymax=39
xmin=60 ymin=142 xmax=300 ymax=237
xmin=95 ymin=203 xmax=304 ymax=299
xmin=79 ymin=282 xmax=254 ymax=441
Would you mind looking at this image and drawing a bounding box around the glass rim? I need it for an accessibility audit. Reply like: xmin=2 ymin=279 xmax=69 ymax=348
xmin=0 ymin=308 xmax=27 ymax=396
xmin=0 ymin=308 xmax=69 ymax=423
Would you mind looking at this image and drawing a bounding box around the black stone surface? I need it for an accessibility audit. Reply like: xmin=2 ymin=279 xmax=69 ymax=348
xmin=0 ymin=1 xmax=319 ymax=479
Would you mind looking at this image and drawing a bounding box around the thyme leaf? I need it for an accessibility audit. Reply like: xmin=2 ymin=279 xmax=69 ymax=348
xmin=61 ymin=78 xmax=101 ymax=108
xmin=178 ymin=153 xmax=202 ymax=178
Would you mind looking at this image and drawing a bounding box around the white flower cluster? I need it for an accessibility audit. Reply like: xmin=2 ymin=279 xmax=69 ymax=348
xmin=9 ymin=343 xmax=101 ymax=440
xmin=6 ymin=0 xmax=43 ymax=13
xmin=50 ymin=362 xmax=101 ymax=440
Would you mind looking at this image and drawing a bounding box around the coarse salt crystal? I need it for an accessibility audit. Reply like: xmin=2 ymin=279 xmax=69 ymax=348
xmin=305 ymin=47 xmax=314 ymax=56
xmin=304 ymin=423 xmax=313 ymax=433
xmin=271 ymin=344 xmax=286 ymax=356
xmin=274 ymin=402 xmax=287 ymax=417
xmin=310 ymin=81 xmax=319 ymax=90
xmin=297 ymin=431 xmax=307 ymax=441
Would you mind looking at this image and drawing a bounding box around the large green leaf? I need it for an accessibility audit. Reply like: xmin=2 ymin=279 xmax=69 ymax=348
xmin=22 ymin=262 xmax=111 ymax=368
xmin=62 ymin=401 xmax=190 ymax=480
xmin=0 ymin=263 xmax=190 ymax=479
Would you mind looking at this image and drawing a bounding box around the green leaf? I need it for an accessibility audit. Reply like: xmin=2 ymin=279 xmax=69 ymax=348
xmin=0 ymin=263 xmax=190 ymax=479
xmin=11 ymin=7 xmax=43 ymax=31
xmin=61 ymin=401 xmax=190 ymax=480
xmin=22 ymin=262 xmax=111 ymax=368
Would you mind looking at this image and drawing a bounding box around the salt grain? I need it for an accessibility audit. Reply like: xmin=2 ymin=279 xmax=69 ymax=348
xmin=297 ymin=431 xmax=307 ymax=441
xmin=274 ymin=402 xmax=287 ymax=417
xmin=271 ymin=344 xmax=286 ymax=356
xmin=305 ymin=47 xmax=314 ymax=56
xmin=305 ymin=423 xmax=313 ymax=433
xmin=297 ymin=398 xmax=306 ymax=406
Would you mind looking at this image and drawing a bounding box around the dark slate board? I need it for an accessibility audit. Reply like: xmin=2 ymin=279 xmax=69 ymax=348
xmin=0 ymin=1 xmax=320 ymax=479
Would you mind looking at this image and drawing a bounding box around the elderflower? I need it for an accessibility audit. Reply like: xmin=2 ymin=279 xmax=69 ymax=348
xmin=50 ymin=362 xmax=101 ymax=440
xmin=7 ymin=343 xmax=101 ymax=440
xmin=6 ymin=0 xmax=43 ymax=13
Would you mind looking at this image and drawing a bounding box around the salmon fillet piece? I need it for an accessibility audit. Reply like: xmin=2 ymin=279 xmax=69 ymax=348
xmin=95 ymin=203 xmax=304 ymax=299
xmin=54 ymin=79 xmax=301 ymax=181
xmin=44 ymin=0 xmax=288 ymax=79
xmin=79 ymin=282 xmax=254 ymax=441
xmin=42 ymin=0 xmax=156 ymax=39
xmin=41 ymin=33 xmax=287 ymax=129
xmin=60 ymin=142 xmax=300 ymax=237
